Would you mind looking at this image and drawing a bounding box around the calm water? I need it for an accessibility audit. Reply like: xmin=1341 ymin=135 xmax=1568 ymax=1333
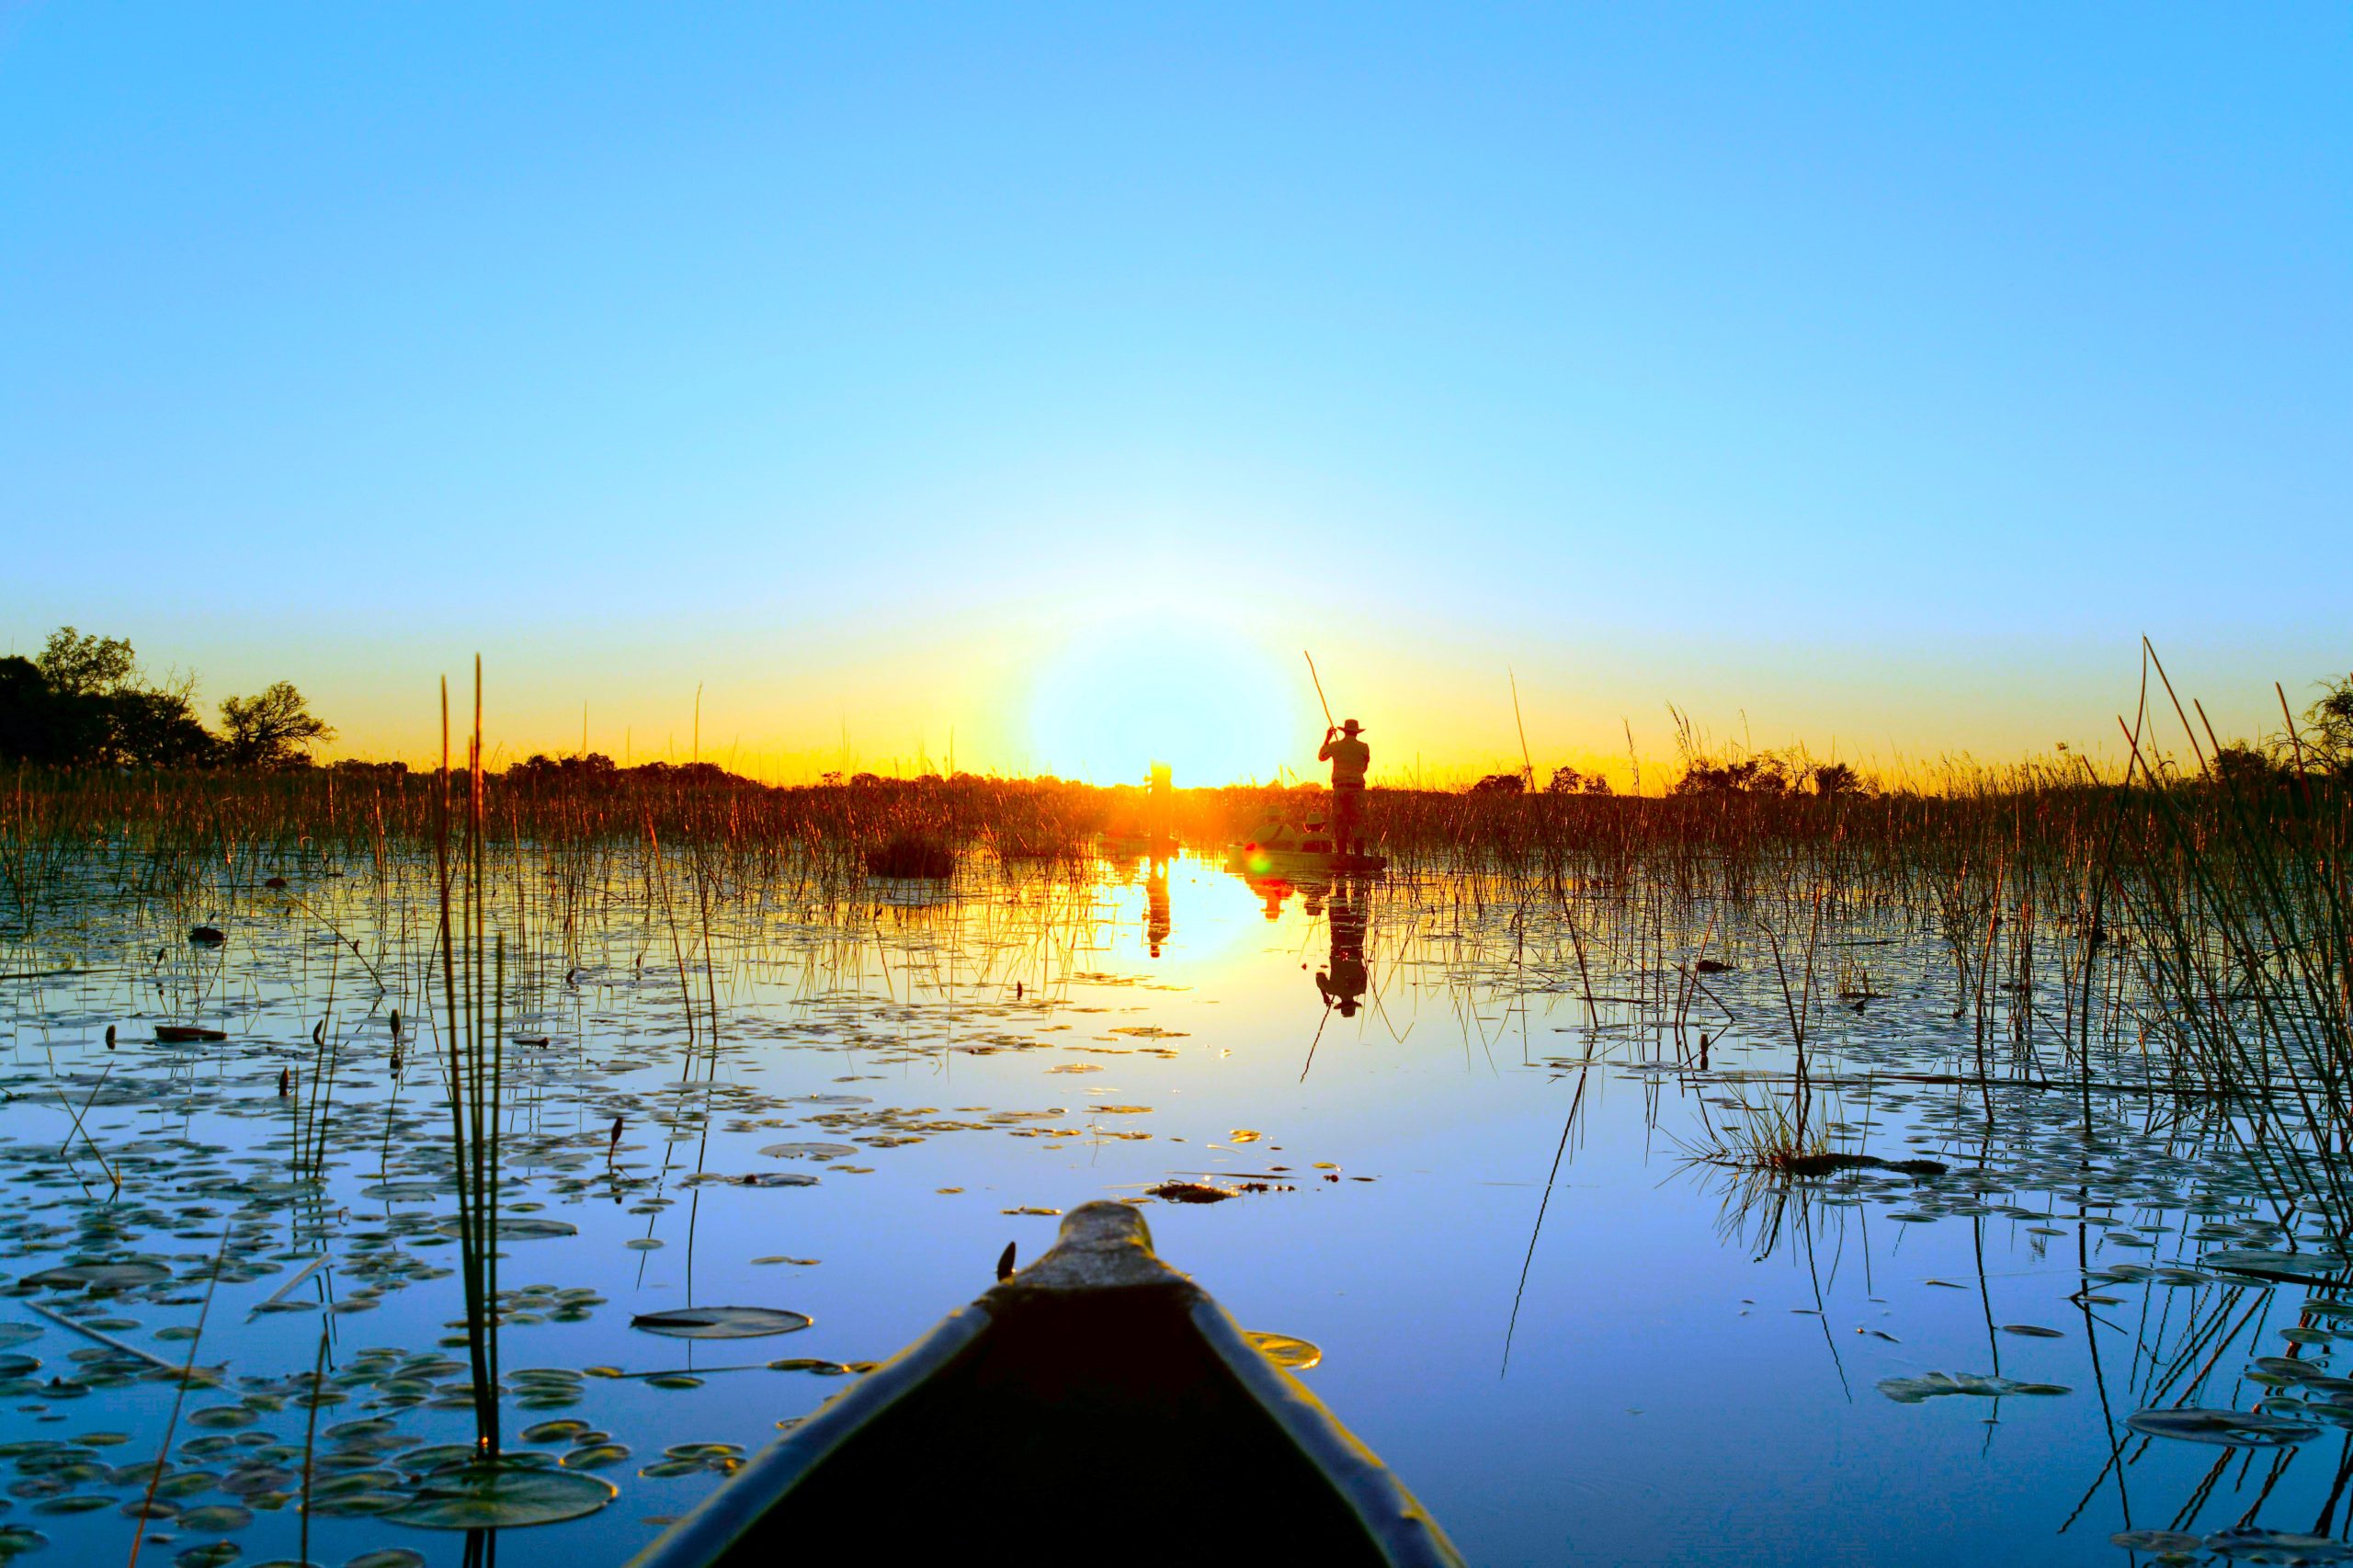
xmin=1 ymin=849 xmax=2346 ymax=1566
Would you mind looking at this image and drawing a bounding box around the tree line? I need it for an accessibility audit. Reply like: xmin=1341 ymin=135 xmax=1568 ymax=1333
xmin=0 ymin=627 xmax=332 ymax=769
xmin=1456 ymin=672 xmax=2353 ymax=800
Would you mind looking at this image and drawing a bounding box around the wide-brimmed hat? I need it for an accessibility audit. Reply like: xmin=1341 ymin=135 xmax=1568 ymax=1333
xmin=1340 ymin=719 xmax=1365 ymax=734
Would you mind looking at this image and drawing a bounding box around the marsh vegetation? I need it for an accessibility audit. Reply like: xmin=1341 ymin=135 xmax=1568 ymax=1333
xmin=0 ymin=659 xmax=2348 ymax=1565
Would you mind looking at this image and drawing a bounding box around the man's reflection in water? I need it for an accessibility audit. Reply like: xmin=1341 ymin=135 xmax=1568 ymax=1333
xmin=1315 ymin=876 xmax=1370 ymax=1018
xmin=1254 ymin=877 xmax=1290 ymax=922
xmin=1146 ymin=860 xmax=1171 ymax=958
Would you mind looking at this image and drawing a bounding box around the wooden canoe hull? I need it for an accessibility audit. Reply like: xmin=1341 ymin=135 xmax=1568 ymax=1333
xmin=1226 ymin=846 xmax=1389 ymax=876
xmin=1098 ymin=834 xmax=1183 ymax=858
xmin=629 ymin=1204 xmax=1460 ymax=1568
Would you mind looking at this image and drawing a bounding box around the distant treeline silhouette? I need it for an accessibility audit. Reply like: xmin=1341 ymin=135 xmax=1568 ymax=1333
xmin=10 ymin=623 xmax=2347 ymax=799
xmin=1 ymin=626 xmax=331 ymax=769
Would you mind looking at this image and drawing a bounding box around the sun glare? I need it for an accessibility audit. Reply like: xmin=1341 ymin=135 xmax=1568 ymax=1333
xmin=1026 ymin=614 xmax=1304 ymax=787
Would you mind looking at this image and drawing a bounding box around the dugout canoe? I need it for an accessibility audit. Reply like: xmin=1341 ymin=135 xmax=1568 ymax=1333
xmin=628 ymin=1202 xmax=1462 ymax=1568
xmin=1227 ymin=845 xmax=1389 ymax=876
xmin=1098 ymin=831 xmax=1184 ymax=858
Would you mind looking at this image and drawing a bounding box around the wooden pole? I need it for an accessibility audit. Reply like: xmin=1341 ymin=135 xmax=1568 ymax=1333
xmin=1304 ymin=651 xmax=1336 ymax=731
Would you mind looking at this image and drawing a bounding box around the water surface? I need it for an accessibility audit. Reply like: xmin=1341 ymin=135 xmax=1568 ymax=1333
xmin=1 ymin=849 xmax=2342 ymax=1566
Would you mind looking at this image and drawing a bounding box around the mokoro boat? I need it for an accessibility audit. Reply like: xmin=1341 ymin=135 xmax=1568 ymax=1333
xmin=1098 ymin=832 xmax=1183 ymax=858
xmin=629 ymin=1202 xmax=1461 ymax=1567
xmin=1227 ymin=845 xmax=1389 ymax=876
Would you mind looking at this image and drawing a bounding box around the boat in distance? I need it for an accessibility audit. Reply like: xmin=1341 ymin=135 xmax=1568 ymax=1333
xmin=628 ymin=1202 xmax=1462 ymax=1568
xmin=1226 ymin=844 xmax=1390 ymax=876
xmin=1097 ymin=831 xmax=1184 ymax=858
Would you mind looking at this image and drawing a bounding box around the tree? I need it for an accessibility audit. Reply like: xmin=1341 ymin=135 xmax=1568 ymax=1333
xmin=1468 ymin=773 xmax=1526 ymax=795
xmin=102 ymin=686 xmax=217 ymax=767
xmin=219 ymin=682 xmax=332 ymax=767
xmin=1811 ymin=761 xmax=1866 ymax=797
xmin=1546 ymin=766 xmax=1584 ymax=794
xmin=2211 ymin=741 xmax=2283 ymax=790
xmin=2302 ymin=673 xmax=2353 ymax=769
xmin=0 ymin=656 xmax=85 ymax=764
xmin=510 ymin=752 xmax=616 ymax=780
xmin=4 ymin=636 xmax=215 ymax=767
xmin=34 ymin=627 xmax=136 ymax=697
xmin=1672 ymin=756 xmax=1790 ymax=796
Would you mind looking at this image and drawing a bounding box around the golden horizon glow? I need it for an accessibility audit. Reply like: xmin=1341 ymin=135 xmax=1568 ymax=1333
xmin=279 ymin=626 xmax=2334 ymax=795
xmin=1024 ymin=610 xmax=1307 ymax=788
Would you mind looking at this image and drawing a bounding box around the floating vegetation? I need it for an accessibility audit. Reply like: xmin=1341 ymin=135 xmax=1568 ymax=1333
xmin=862 ymin=835 xmax=955 ymax=880
xmin=2125 ymin=1409 xmax=2324 ymax=1448
xmin=2201 ymin=1527 xmax=2353 ymax=1562
xmin=629 ymin=1308 xmax=813 ymax=1341
xmin=1877 ymin=1373 xmax=2072 ymax=1405
xmin=1146 ymin=1181 xmax=1235 ymax=1204
xmin=2110 ymin=1530 xmax=2207 ymax=1557
xmin=3 ymin=698 xmax=2351 ymax=1566
xmin=377 ymin=1462 xmax=617 ymax=1529
xmin=1244 ymin=1332 xmax=1322 ymax=1370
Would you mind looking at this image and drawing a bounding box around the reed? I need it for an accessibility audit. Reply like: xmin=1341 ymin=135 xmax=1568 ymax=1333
xmin=2108 ymin=676 xmax=2353 ymax=1240
xmin=434 ymin=660 xmax=506 ymax=1457
xmin=2 ymin=679 xmax=2345 ymax=1241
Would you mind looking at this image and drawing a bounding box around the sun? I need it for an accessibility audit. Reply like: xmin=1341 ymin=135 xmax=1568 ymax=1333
xmin=1026 ymin=612 xmax=1305 ymax=787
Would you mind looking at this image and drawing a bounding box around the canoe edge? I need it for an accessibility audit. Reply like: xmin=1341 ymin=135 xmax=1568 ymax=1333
xmin=622 ymin=1301 xmax=991 ymax=1568
xmin=1187 ymin=1296 xmax=1467 ymax=1568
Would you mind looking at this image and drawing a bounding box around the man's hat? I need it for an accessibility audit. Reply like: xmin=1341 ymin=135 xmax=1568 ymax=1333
xmin=1340 ymin=718 xmax=1364 ymax=734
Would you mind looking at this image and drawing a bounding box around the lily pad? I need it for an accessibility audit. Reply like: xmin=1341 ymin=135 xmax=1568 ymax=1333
xmin=2203 ymin=1527 xmax=2353 ymax=1562
xmin=2111 ymin=1529 xmax=2205 ymax=1555
xmin=559 ymin=1444 xmax=629 ymax=1470
xmin=2126 ymin=1408 xmax=2321 ymax=1447
xmin=379 ymin=1463 xmax=615 ymax=1529
xmin=630 ymin=1307 xmax=812 ymax=1341
xmin=1877 ymin=1372 xmax=2072 ymax=1404
xmin=432 ymin=1218 xmax=576 ymax=1243
xmin=520 ymin=1421 xmax=591 ymax=1445
xmin=2205 ymin=1249 xmax=2350 ymax=1281
xmin=757 ymin=1143 xmax=858 ymax=1161
xmin=1245 ymin=1332 xmax=1322 ymax=1370
xmin=21 ymin=1262 xmax=169 ymax=1290
xmin=187 ymin=1406 xmax=261 ymax=1429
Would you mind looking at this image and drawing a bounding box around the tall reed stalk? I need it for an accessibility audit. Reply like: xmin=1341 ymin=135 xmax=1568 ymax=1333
xmin=435 ymin=660 xmax=505 ymax=1457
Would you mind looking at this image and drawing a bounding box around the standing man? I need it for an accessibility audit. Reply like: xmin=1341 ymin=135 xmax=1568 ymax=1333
xmin=1318 ymin=719 xmax=1370 ymax=857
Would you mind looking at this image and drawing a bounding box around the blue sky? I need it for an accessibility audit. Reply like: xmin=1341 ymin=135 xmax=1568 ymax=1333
xmin=3 ymin=5 xmax=2346 ymax=779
